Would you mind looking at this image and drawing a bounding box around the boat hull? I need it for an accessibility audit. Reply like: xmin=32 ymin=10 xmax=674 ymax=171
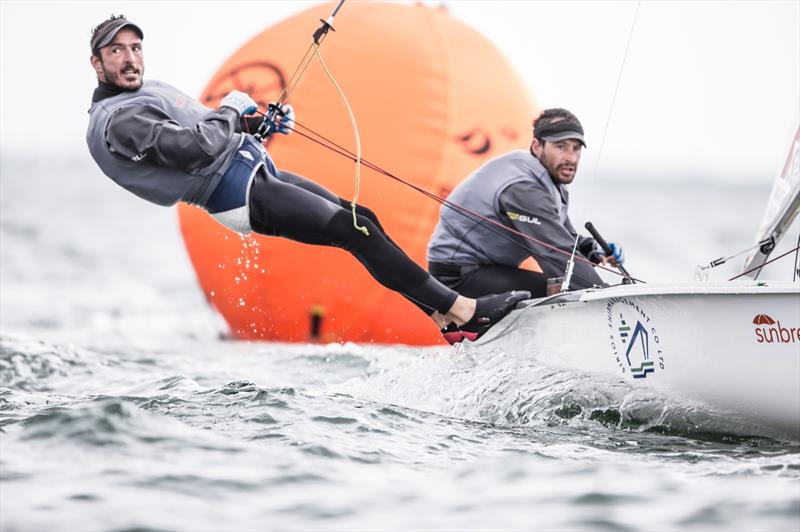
xmin=477 ymin=282 xmax=800 ymax=439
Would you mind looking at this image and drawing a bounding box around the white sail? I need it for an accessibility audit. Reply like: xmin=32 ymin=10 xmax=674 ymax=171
xmin=741 ymin=126 xmax=800 ymax=278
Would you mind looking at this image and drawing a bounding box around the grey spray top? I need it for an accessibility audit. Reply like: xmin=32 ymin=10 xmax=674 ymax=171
xmin=86 ymin=80 xmax=243 ymax=207
xmin=427 ymin=149 xmax=603 ymax=287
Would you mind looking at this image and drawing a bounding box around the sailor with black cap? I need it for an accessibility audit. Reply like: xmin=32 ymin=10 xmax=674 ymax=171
xmin=427 ymin=108 xmax=624 ymax=300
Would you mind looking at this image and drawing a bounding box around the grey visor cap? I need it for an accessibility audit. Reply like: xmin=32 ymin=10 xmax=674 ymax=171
xmin=92 ymin=19 xmax=143 ymax=51
xmin=541 ymin=131 xmax=587 ymax=148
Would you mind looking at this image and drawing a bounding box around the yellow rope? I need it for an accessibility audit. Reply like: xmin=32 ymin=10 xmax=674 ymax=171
xmin=311 ymin=42 xmax=369 ymax=236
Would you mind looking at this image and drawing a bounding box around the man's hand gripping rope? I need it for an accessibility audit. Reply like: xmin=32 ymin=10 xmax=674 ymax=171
xmin=220 ymin=90 xmax=295 ymax=140
xmin=256 ymin=102 xmax=295 ymax=139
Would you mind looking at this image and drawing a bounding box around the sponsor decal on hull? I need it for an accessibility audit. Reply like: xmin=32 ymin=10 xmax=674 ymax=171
xmin=752 ymin=314 xmax=800 ymax=344
xmin=606 ymin=297 xmax=665 ymax=379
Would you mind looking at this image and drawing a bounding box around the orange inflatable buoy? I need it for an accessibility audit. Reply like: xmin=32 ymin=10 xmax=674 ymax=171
xmin=178 ymin=2 xmax=539 ymax=345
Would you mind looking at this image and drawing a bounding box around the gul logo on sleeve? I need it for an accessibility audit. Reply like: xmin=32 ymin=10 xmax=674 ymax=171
xmin=506 ymin=211 xmax=541 ymax=225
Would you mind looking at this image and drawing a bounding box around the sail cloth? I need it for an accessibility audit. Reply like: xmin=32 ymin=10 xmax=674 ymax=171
xmin=742 ymin=126 xmax=800 ymax=278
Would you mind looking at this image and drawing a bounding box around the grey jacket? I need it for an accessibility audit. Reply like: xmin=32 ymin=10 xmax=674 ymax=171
xmin=427 ymin=149 xmax=603 ymax=288
xmin=86 ymin=80 xmax=244 ymax=206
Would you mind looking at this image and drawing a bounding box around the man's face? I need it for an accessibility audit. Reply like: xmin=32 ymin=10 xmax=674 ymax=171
xmin=532 ymin=138 xmax=583 ymax=185
xmin=90 ymin=28 xmax=144 ymax=91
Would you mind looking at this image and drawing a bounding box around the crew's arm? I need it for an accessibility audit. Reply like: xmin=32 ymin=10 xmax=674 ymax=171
xmin=105 ymin=104 xmax=242 ymax=170
xmin=499 ymin=182 xmax=580 ymax=273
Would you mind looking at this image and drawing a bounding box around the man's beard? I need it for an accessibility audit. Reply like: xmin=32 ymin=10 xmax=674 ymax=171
xmin=103 ymin=64 xmax=143 ymax=91
xmin=541 ymin=157 xmax=576 ymax=185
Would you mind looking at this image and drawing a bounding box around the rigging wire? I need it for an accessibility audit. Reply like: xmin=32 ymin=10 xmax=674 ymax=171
xmin=256 ymin=1 xmax=798 ymax=286
xmin=592 ymin=0 xmax=641 ymax=179
xmin=728 ymin=245 xmax=800 ymax=281
xmin=285 ymin=118 xmax=644 ymax=284
xmin=274 ymin=42 xmax=316 ymax=105
xmin=697 ymin=237 xmax=775 ymax=272
xmin=245 ymin=0 xmax=800 ymax=293
xmin=256 ymin=0 xmax=647 ymax=284
xmin=273 ymin=0 xmax=345 ymax=105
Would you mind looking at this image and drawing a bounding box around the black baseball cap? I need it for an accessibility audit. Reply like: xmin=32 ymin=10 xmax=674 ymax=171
xmin=533 ymin=113 xmax=586 ymax=148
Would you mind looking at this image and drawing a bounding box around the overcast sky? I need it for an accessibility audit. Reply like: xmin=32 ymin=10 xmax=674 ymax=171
xmin=1 ymin=0 xmax=798 ymax=182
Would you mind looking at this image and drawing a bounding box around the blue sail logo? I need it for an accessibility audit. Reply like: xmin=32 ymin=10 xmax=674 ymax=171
xmin=618 ymin=317 xmax=655 ymax=379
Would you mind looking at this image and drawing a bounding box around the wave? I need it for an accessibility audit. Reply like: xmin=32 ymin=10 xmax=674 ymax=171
xmin=342 ymin=346 xmax=796 ymax=444
xmin=0 ymin=335 xmax=96 ymax=391
xmin=15 ymin=396 xmax=246 ymax=454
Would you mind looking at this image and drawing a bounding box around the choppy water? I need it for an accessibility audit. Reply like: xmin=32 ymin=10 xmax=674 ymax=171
xmin=1 ymin=156 xmax=799 ymax=531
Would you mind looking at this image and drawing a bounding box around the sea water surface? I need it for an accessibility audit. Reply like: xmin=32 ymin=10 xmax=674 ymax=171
xmin=1 ymin=156 xmax=799 ymax=531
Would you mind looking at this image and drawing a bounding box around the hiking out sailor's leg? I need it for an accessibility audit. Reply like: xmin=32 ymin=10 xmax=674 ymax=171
xmin=433 ymin=265 xmax=548 ymax=299
xmin=336 ymin=200 xmax=400 ymax=247
xmin=336 ymin=199 xmax=434 ymax=310
xmin=249 ymin=169 xmax=458 ymax=316
xmin=275 ymin=170 xmax=340 ymax=203
xmin=276 ymin=170 xmax=400 ymax=248
xmin=273 ymin=170 xmax=435 ymax=316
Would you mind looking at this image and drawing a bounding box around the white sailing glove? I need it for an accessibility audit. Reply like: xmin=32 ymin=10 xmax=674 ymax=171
xmin=220 ymin=90 xmax=258 ymax=116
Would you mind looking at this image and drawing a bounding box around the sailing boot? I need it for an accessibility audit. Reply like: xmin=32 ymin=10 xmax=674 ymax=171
xmin=459 ymin=290 xmax=531 ymax=342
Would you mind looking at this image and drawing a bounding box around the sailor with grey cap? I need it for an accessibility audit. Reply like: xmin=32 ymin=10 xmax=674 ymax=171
xmin=427 ymin=108 xmax=624 ymax=299
xmin=84 ymin=14 xmax=530 ymax=343
xmin=90 ymin=16 xmax=144 ymax=55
